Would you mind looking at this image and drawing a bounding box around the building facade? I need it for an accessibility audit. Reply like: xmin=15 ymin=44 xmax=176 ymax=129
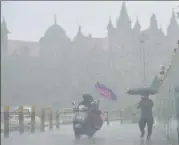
xmin=1 ymin=2 xmax=179 ymax=108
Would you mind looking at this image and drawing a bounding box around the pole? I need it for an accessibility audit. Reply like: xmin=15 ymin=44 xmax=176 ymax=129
xmin=40 ymin=108 xmax=45 ymax=132
xmin=4 ymin=105 xmax=9 ymax=138
xmin=19 ymin=106 xmax=24 ymax=134
xmin=120 ymin=110 xmax=124 ymax=124
xmin=177 ymin=40 xmax=179 ymax=145
xmin=56 ymin=110 xmax=60 ymax=129
xmin=31 ymin=105 xmax=36 ymax=133
xmin=49 ymin=108 xmax=53 ymax=131
xmin=178 ymin=127 xmax=179 ymax=145
xmin=142 ymin=44 xmax=146 ymax=86
xmin=175 ymin=87 xmax=179 ymax=145
xmin=140 ymin=38 xmax=146 ymax=86
xmin=105 ymin=111 xmax=110 ymax=126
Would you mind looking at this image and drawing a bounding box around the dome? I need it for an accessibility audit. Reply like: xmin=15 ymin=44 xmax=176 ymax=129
xmin=44 ymin=24 xmax=67 ymax=40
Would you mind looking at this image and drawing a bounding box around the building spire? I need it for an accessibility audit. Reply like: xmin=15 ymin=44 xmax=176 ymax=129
xmin=170 ymin=8 xmax=177 ymax=25
xmin=116 ymin=1 xmax=131 ymax=29
xmin=1 ymin=17 xmax=9 ymax=34
xmin=77 ymin=25 xmax=83 ymax=37
xmin=159 ymin=24 xmax=164 ymax=35
xmin=54 ymin=14 xmax=57 ymax=25
xmin=2 ymin=17 xmax=6 ymax=28
xmin=107 ymin=16 xmax=114 ymax=30
xmin=121 ymin=1 xmax=127 ymax=15
xmin=167 ymin=8 xmax=178 ymax=36
xmin=78 ymin=25 xmax=81 ymax=34
xmin=150 ymin=13 xmax=158 ymax=30
xmin=1 ymin=17 xmax=9 ymax=55
xmin=133 ymin=16 xmax=141 ymax=31
xmin=73 ymin=25 xmax=84 ymax=41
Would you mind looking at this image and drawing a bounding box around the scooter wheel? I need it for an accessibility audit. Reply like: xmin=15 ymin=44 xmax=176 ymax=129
xmin=88 ymin=132 xmax=94 ymax=139
xmin=75 ymin=133 xmax=81 ymax=140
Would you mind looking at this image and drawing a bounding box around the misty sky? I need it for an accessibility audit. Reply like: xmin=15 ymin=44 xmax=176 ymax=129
xmin=1 ymin=1 xmax=179 ymax=41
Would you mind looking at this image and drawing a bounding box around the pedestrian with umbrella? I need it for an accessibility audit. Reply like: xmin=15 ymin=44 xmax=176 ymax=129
xmin=127 ymin=87 xmax=156 ymax=140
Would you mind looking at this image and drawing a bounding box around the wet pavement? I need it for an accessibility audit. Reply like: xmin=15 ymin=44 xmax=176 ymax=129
xmin=1 ymin=121 xmax=175 ymax=145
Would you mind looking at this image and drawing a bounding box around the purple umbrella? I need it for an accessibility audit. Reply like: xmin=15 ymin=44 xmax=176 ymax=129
xmin=95 ymin=82 xmax=117 ymax=101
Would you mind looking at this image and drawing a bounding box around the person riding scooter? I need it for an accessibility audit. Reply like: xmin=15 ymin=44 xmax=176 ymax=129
xmin=78 ymin=94 xmax=94 ymax=108
xmin=78 ymin=94 xmax=102 ymax=129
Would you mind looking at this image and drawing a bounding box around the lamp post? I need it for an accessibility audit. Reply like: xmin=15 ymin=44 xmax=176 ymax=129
xmin=174 ymin=1 xmax=179 ymax=134
xmin=175 ymin=86 xmax=179 ymax=145
xmin=139 ymin=35 xmax=146 ymax=86
xmin=177 ymin=40 xmax=179 ymax=145
xmin=173 ymin=39 xmax=179 ymax=145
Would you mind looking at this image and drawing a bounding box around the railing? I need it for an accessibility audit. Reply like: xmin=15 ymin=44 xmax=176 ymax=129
xmin=1 ymin=106 xmax=65 ymax=137
xmin=154 ymin=41 xmax=179 ymax=144
xmin=1 ymin=105 xmax=131 ymax=138
xmin=155 ymin=46 xmax=179 ymax=122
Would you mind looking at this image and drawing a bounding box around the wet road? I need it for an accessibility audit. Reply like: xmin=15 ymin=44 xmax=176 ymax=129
xmin=1 ymin=122 xmax=172 ymax=145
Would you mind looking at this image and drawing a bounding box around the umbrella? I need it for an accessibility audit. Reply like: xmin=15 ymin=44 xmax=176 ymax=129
xmin=126 ymin=87 xmax=158 ymax=96
xmin=95 ymin=82 xmax=117 ymax=101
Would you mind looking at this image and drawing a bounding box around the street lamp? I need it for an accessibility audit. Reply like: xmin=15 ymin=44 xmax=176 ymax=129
xmin=175 ymin=39 xmax=179 ymax=145
xmin=177 ymin=40 xmax=179 ymax=145
xmin=175 ymin=86 xmax=179 ymax=145
xmin=139 ymin=33 xmax=147 ymax=86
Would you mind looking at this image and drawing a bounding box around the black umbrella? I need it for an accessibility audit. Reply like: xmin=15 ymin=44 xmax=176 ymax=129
xmin=126 ymin=87 xmax=158 ymax=96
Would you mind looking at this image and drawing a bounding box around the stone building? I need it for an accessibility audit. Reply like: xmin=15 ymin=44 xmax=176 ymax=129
xmin=1 ymin=2 xmax=179 ymax=108
xmin=39 ymin=14 xmax=70 ymax=61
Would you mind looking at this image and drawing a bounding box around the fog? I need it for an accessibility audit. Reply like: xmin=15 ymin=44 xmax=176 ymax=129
xmin=1 ymin=1 xmax=179 ymax=110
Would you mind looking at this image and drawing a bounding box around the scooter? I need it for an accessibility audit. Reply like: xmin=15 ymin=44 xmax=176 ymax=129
xmin=72 ymin=101 xmax=103 ymax=140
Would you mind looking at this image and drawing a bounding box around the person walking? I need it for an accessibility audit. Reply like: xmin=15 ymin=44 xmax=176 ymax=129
xmin=137 ymin=95 xmax=154 ymax=140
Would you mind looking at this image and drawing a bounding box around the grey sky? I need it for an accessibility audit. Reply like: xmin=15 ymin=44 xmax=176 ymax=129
xmin=1 ymin=1 xmax=179 ymax=41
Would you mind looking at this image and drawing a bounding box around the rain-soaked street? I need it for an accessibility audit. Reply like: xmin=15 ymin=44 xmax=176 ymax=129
xmin=1 ymin=1 xmax=179 ymax=145
xmin=1 ymin=122 xmax=174 ymax=145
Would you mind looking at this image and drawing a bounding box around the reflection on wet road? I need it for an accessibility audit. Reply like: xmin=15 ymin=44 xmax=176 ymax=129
xmin=1 ymin=122 xmax=171 ymax=145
